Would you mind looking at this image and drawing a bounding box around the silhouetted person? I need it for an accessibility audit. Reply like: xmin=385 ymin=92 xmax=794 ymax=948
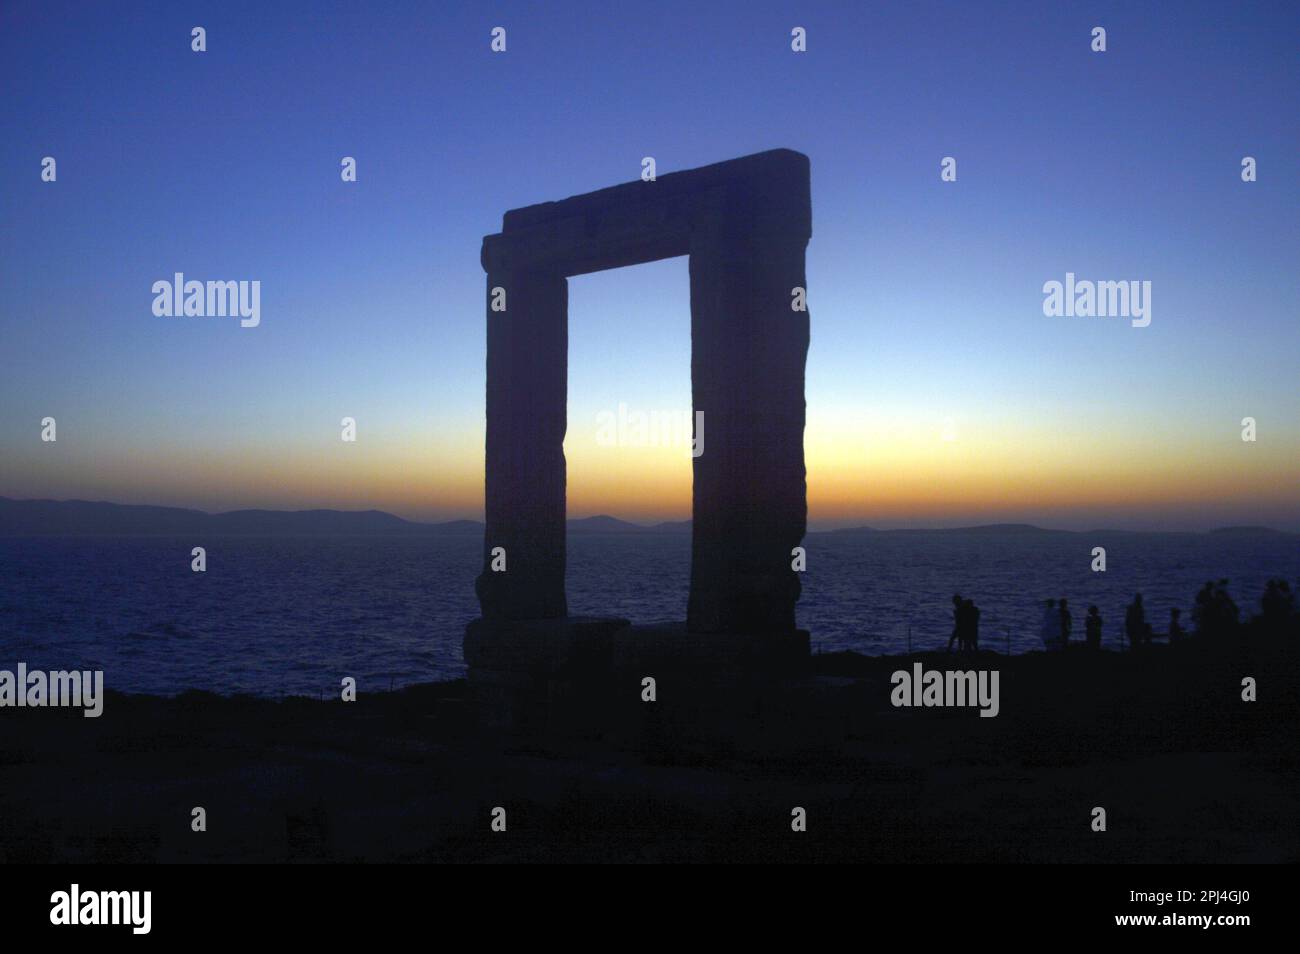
xmin=962 ymin=598 xmax=980 ymax=652
xmin=1125 ymin=593 xmax=1146 ymax=651
xmin=948 ymin=594 xmax=964 ymax=651
xmin=1261 ymin=579 xmax=1284 ymax=624
xmin=1058 ymin=598 xmax=1073 ymax=649
xmin=1193 ymin=581 xmax=1215 ymax=635
xmin=1213 ymin=579 xmax=1239 ymax=634
xmin=1259 ymin=579 xmax=1296 ymax=634
xmin=1168 ymin=607 xmax=1184 ymax=645
xmin=1040 ymin=598 xmax=1060 ymax=651
xmin=1279 ymin=580 xmax=1295 ymax=613
xmin=1085 ymin=605 xmax=1102 ymax=651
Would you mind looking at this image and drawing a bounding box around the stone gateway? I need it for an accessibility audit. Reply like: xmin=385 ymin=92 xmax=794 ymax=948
xmin=467 ymin=149 xmax=812 ymax=691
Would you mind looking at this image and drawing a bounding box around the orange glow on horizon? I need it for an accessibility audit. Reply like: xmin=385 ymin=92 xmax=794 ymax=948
xmin=5 ymin=417 xmax=1298 ymax=529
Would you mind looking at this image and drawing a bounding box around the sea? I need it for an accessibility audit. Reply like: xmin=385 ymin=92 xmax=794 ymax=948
xmin=1 ymin=530 xmax=1296 ymax=697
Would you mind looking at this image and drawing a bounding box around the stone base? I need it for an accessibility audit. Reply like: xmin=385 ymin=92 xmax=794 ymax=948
xmin=464 ymin=616 xmax=628 ymax=733
xmin=463 ymin=617 xmax=810 ymax=738
xmin=614 ymin=622 xmax=810 ymax=673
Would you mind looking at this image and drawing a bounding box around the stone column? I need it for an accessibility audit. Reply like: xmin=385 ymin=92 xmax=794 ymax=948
xmin=475 ymin=266 xmax=569 ymax=621
xmin=687 ymin=223 xmax=809 ymax=635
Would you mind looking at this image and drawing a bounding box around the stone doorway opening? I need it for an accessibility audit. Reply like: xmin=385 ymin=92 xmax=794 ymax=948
xmin=564 ymin=257 xmax=693 ymax=623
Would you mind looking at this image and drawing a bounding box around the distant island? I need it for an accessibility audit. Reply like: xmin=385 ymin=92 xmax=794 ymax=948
xmin=0 ymin=497 xmax=690 ymax=536
xmin=0 ymin=497 xmax=1291 ymax=537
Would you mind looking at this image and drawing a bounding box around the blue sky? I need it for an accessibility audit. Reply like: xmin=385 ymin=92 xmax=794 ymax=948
xmin=2 ymin=0 xmax=1297 ymax=528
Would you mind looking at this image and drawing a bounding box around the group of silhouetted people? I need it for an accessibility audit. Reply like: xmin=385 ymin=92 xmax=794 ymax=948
xmin=1192 ymin=579 xmax=1240 ymax=638
xmin=1042 ymin=592 xmax=1196 ymax=651
xmin=945 ymin=577 xmax=1295 ymax=655
xmin=946 ymin=594 xmax=981 ymax=652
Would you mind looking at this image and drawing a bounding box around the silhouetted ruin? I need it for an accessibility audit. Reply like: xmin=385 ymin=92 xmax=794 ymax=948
xmin=467 ymin=150 xmax=813 ymax=706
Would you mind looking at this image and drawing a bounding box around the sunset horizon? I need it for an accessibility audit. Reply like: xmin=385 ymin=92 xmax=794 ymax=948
xmin=4 ymin=487 xmax=1299 ymax=535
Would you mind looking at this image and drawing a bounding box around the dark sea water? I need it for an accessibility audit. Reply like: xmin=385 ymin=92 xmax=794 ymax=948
xmin=1 ymin=531 xmax=1295 ymax=697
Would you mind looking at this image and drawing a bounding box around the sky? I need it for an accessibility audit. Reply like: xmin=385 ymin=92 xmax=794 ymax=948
xmin=2 ymin=0 xmax=1297 ymax=531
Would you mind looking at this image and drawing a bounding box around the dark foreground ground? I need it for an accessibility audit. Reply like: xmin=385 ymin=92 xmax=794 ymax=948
xmin=1 ymin=626 xmax=1295 ymax=863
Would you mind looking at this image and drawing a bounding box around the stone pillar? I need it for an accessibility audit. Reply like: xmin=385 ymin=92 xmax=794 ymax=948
xmin=687 ymin=223 xmax=809 ymax=635
xmin=475 ymin=266 xmax=569 ymax=621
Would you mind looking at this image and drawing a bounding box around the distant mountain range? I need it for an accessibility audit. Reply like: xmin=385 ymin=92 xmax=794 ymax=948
xmin=0 ymin=497 xmax=1290 ymax=537
xmin=825 ymin=522 xmax=1290 ymax=537
xmin=0 ymin=497 xmax=687 ymax=536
